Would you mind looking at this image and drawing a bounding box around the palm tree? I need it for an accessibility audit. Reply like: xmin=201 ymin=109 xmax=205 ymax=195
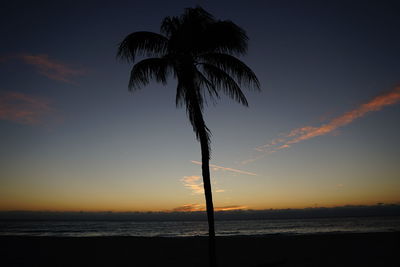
xmin=117 ymin=7 xmax=259 ymax=267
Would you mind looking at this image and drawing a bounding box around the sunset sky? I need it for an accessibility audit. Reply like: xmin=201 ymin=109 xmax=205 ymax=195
xmin=1 ymin=0 xmax=399 ymax=212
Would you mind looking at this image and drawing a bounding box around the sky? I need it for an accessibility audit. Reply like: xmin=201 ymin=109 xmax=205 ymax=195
xmin=1 ymin=0 xmax=399 ymax=212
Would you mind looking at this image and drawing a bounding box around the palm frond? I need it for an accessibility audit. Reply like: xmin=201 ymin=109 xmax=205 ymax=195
xmin=160 ymin=16 xmax=181 ymax=38
xmin=175 ymin=80 xmax=186 ymax=107
xmin=117 ymin=31 xmax=168 ymax=63
xmin=195 ymin=69 xmax=219 ymax=101
xmin=198 ymin=53 xmax=260 ymax=90
xmin=184 ymin=6 xmax=214 ymax=21
xmin=128 ymin=58 xmax=171 ymax=90
xmin=201 ymin=64 xmax=249 ymax=106
xmin=201 ymin=20 xmax=248 ymax=55
xmin=177 ymin=80 xmax=211 ymax=154
xmin=175 ymin=78 xmax=205 ymax=110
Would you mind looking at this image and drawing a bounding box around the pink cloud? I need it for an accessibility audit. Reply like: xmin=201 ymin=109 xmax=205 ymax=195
xmin=246 ymin=86 xmax=400 ymax=162
xmin=285 ymin=86 xmax=400 ymax=146
xmin=17 ymin=54 xmax=86 ymax=84
xmin=240 ymin=154 xmax=266 ymax=165
xmin=0 ymin=91 xmax=55 ymax=125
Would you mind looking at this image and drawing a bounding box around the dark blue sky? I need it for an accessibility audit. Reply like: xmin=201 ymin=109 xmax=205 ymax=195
xmin=1 ymin=0 xmax=399 ymax=211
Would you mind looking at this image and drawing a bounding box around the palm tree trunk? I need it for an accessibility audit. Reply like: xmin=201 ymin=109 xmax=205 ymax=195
xmin=181 ymin=67 xmax=217 ymax=267
xmin=198 ymin=129 xmax=217 ymax=267
xmin=189 ymin=92 xmax=217 ymax=267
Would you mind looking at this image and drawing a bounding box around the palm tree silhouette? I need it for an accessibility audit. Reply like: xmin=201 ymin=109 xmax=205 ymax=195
xmin=117 ymin=7 xmax=259 ymax=267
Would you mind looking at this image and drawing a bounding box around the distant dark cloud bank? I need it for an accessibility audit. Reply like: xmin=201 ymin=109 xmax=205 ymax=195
xmin=1 ymin=204 xmax=399 ymax=221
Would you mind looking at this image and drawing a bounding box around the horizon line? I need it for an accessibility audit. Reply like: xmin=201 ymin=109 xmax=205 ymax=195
xmin=1 ymin=203 xmax=399 ymax=214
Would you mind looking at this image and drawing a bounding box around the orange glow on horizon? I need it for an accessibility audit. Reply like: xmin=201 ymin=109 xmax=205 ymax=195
xmin=2 ymin=199 xmax=399 ymax=213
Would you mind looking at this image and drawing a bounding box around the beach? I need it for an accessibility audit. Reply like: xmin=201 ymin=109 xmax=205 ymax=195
xmin=1 ymin=232 xmax=399 ymax=267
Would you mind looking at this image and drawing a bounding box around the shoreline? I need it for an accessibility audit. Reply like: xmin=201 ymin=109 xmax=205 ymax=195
xmin=1 ymin=232 xmax=399 ymax=266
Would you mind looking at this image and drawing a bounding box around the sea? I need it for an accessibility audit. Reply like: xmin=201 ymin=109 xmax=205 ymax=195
xmin=1 ymin=216 xmax=399 ymax=237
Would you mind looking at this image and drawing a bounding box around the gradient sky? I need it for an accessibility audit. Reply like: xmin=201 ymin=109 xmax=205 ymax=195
xmin=1 ymin=0 xmax=399 ymax=212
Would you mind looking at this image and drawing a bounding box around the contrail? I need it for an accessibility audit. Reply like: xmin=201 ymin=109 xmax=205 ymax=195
xmin=191 ymin=160 xmax=257 ymax=176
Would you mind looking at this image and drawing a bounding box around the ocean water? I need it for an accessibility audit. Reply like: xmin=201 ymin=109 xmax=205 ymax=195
xmin=1 ymin=216 xmax=399 ymax=237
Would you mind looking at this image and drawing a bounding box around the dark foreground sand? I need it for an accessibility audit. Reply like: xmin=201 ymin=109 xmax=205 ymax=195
xmin=1 ymin=232 xmax=399 ymax=267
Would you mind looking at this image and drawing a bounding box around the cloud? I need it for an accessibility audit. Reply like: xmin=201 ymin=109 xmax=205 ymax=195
xmin=0 ymin=91 xmax=56 ymax=125
xmin=214 ymin=205 xmax=247 ymax=211
xmin=172 ymin=203 xmax=203 ymax=212
xmin=181 ymin=176 xmax=204 ymax=195
xmin=240 ymin=154 xmax=266 ymax=165
xmin=16 ymin=54 xmax=86 ymax=84
xmin=171 ymin=204 xmax=247 ymax=212
xmin=247 ymin=86 xmax=400 ymax=160
xmin=181 ymin=175 xmax=226 ymax=195
xmin=191 ymin=160 xmax=257 ymax=176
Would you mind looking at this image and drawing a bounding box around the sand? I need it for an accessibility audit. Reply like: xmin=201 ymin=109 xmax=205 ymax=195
xmin=1 ymin=232 xmax=399 ymax=266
